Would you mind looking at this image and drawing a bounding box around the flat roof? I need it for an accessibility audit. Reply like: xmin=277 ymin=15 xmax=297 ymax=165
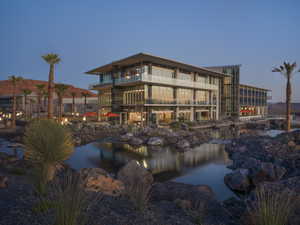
xmin=240 ymin=83 xmax=271 ymax=91
xmin=85 ymin=53 xmax=230 ymax=78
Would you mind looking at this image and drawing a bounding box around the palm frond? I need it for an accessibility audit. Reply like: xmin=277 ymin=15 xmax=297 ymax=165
xmin=55 ymin=84 xmax=69 ymax=97
xmin=42 ymin=53 xmax=61 ymax=65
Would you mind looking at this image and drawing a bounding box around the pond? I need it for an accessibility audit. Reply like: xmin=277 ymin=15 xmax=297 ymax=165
xmin=66 ymin=141 xmax=234 ymax=201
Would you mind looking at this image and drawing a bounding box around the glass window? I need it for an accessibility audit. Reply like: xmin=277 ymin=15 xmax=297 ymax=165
xmin=151 ymin=86 xmax=174 ymax=104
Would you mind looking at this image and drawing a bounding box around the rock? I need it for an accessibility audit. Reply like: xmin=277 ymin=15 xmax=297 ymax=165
xmin=80 ymin=168 xmax=124 ymax=196
xmin=174 ymin=199 xmax=192 ymax=210
xmin=294 ymin=145 xmax=300 ymax=151
xmin=129 ymin=137 xmax=144 ymax=146
xmin=120 ymin=133 xmax=134 ymax=142
xmin=165 ymin=135 xmax=179 ymax=145
xmin=176 ymin=139 xmax=190 ymax=149
xmin=117 ymin=160 xmax=153 ymax=187
xmin=288 ymin=141 xmax=296 ymax=147
xmin=250 ymin=162 xmax=286 ymax=186
xmin=147 ymin=137 xmax=164 ymax=146
xmin=0 ymin=176 xmax=8 ymax=188
xmin=224 ymin=169 xmax=251 ymax=192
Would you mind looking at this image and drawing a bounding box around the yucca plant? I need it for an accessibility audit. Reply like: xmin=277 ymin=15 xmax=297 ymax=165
xmin=52 ymin=171 xmax=102 ymax=225
xmin=248 ymin=186 xmax=295 ymax=225
xmin=24 ymin=119 xmax=74 ymax=182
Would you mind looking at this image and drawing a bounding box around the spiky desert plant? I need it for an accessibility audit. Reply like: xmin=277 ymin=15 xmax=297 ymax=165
xmin=24 ymin=119 xmax=74 ymax=182
xmin=55 ymin=84 xmax=69 ymax=122
xmin=9 ymin=75 xmax=23 ymax=128
xmin=36 ymin=84 xmax=46 ymax=118
xmin=248 ymin=186 xmax=295 ymax=225
xmin=52 ymin=171 xmax=102 ymax=225
xmin=272 ymin=62 xmax=300 ymax=131
xmin=42 ymin=53 xmax=61 ymax=119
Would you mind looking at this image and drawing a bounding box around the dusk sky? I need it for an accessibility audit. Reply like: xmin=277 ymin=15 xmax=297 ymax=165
xmin=1 ymin=0 xmax=299 ymax=102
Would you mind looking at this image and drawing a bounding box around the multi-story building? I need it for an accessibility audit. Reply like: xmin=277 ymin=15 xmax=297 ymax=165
xmin=239 ymin=84 xmax=269 ymax=119
xmin=86 ymin=53 xmax=270 ymax=124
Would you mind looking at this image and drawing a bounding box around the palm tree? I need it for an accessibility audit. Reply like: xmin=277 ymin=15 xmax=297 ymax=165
xmin=9 ymin=75 xmax=23 ymax=128
xmin=71 ymin=92 xmax=77 ymax=116
xmin=36 ymin=84 xmax=46 ymax=118
xmin=22 ymin=89 xmax=32 ymax=119
xmin=42 ymin=53 xmax=61 ymax=119
xmin=55 ymin=84 xmax=69 ymax=122
xmin=272 ymin=62 xmax=300 ymax=131
xmin=81 ymin=92 xmax=91 ymax=113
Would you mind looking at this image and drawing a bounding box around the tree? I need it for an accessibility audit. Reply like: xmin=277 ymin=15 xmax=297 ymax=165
xmin=42 ymin=53 xmax=61 ymax=119
xmin=272 ymin=62 xmax=300 ymax=131
xmin=36 ymin=84 xmax=46 ymax=118
xmin=71 ymin=92 xmax=77 ymax=116
xmin=81 ymin=92 xmax=91 ymax=113
xmin=9 ymin=75 xmax=23 ymax=128
xmin=22 ymin=89 xmax=32 ymax=119
xmin=55 ymin=84 xmax=69 ymax=122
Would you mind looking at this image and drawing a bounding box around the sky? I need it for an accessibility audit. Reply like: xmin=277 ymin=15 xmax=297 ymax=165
xmin=0 ymin=0 xmax=299 ymax=102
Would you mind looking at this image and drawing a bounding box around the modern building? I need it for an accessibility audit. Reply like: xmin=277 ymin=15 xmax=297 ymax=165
xmin=0 ymin=79 xmax=97 ymax=115
xmin=86 ymin=53 xmax=270 ymax=124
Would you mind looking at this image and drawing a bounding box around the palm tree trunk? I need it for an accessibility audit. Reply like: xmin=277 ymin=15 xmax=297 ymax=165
xmin=72 ymin=96 xmax=75 ymax=116
xmin=24 ymin=95 xmax=27 ymax=120
xmin=84 ymin=97 xmax=87 ymax=113
xmin=59 ymin=97 xmax=62 ymax=122
xmin=12 ymin=88 xmax=16 ymax=128
xmin=47 ymin=64 xmax=54 ymax=119
xmin=37 ymin=95 xmax=41 ymax=118
xmin=286 ymin=78 xmax=292 ymax=131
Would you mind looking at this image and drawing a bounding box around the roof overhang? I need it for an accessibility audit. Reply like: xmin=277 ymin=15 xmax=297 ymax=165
xmin=85 ymin=53 xmax=230 ymax=78
xmin=240 ymin=83 xmax=271 ymax=91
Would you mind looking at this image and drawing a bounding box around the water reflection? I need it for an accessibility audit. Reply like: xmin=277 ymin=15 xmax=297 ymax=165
xmin=66 ymin=141 xmax=234 ymax=200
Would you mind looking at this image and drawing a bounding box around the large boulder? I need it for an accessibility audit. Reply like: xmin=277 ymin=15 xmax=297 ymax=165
xmin=249 ymin=162 xmax=286 ymax=186
xmin=147 ymin=137 xmax=164 ymax=146
xmin=0 ymin=176 xmax=8 ymax=188
xmin=79 ymin=168 xmax=124 ymax=196
xmin=129 ymin=137 xmax=144 ymax=146
xmin=176 ymin=139 xmax=190 ymax=149
xmin=120 ymin=133 xmax=134 ymax=142
xmin=224 ymin=169 xmax=251 ymax=192
xmin=117 ymin=160 xmax=153 ymax=187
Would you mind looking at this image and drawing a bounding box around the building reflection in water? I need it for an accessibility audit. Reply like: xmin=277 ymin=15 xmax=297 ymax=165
xmin=95 ymin=142 xmax=231 ymax=177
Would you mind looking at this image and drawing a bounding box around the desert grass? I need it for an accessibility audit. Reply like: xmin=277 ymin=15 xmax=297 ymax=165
xmin=247 ymin=186 xmax=295 ymax=225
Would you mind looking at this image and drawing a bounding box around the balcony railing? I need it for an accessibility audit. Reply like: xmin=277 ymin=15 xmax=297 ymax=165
xmin=90 ymin=74 xmax=218 ymax=90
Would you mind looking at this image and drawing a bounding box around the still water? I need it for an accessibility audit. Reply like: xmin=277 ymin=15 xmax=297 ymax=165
xmin=66 ymin=141 xmax=234 ymax=200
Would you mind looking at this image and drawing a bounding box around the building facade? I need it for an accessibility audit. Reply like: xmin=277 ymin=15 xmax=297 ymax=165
xmin=86 ymin=53 xmax=270 ymax=124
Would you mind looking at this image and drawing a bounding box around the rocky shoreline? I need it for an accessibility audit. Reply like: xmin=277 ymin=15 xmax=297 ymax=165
xmin=1 ymin=120 xmax=299 ymax=225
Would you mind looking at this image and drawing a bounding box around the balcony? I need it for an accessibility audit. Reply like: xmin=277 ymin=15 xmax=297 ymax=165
xmin=90 ymin=74 xmax=218 ymax=91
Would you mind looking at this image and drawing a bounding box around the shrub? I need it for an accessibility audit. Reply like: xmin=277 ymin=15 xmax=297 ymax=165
xmin=52 ymin=171 xmax=102 ymax=225
xmin=247 ymin=186 xmax=295 ymax=225
xmin=24 ymin=119 xmax=74 ymax=181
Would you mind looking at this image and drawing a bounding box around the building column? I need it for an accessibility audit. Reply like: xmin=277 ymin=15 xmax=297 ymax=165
xmin=190 ymin=106 xmax=194 ymax=121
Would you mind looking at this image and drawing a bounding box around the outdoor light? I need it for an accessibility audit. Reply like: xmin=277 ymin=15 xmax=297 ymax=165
xmin=64 ymin=118 xmax=68 ymax=123
xmin=143 ymin=160 xmax=148 ymax=168
xmin=82 ymin=116 xmax=86 ymax=121
xmin=0 ymin=117 xmax=2 ymax=121
xmin=76 ymin=112 xmax=79 ymax=116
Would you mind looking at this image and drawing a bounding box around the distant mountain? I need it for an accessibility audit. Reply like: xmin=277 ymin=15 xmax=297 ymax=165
xmin=268 ymin=102 xmax=300 ymax=115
